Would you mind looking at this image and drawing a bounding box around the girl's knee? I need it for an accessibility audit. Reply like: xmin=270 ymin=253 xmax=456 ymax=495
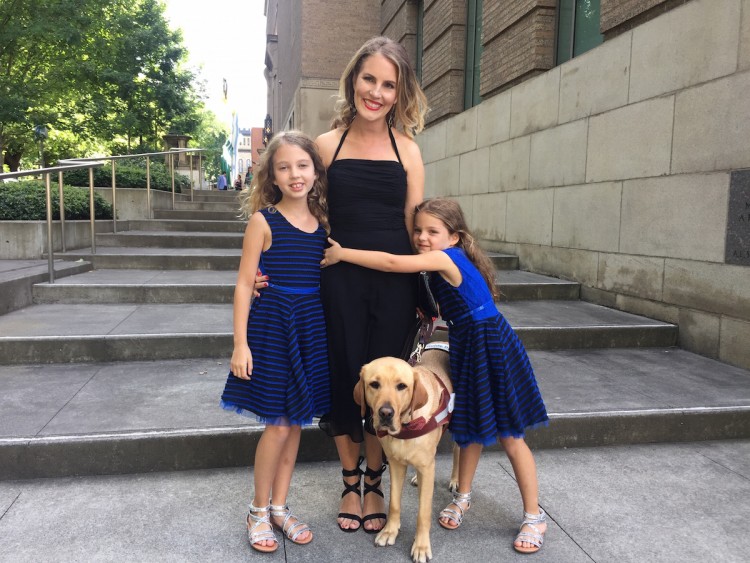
xmin=500 ymin=436 xmax=529 ymax=457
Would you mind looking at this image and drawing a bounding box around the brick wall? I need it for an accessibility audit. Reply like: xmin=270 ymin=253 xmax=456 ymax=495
xmin=481 ymin=1 xmax=556 ymax=96
xmin=301 ymin=0 xmax=380 ymax=79
xmin=601 ymin=0 xmax=692 ymax=36
xmin=382 ymin=0 xmax=419 ymax=68
xmin=421 ymin=0 xmax=467 ymax=123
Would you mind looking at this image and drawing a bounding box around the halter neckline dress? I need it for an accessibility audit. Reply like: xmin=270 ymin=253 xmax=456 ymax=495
xmin=318 ymin=127 xmax=418 ymax=442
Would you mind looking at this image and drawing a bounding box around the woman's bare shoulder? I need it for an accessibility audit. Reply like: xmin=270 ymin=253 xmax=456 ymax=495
xmin=316 ymin=128 xmax=345 ymax=165
xmin=393 ymin=130 xmax=423 ymax=168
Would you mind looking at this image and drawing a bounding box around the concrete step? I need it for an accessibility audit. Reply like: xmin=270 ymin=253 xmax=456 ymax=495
xmin=125 ymin=219 xmax=246 ymax=233
xmin=173 ymin=200 xmax=240 ymax=212
xmin=495 ymin=270 xmax=579 ymax=300
xmin=30 ymin=269 xmax=577 ymax=304
xmin=153 ymin=209 xmax=240 ymax=221
xmin=489 ymin=252 xmax=519 ymax=270
xmin=0 ymin=259 xmax=94 ymax=315
xmin=0 ymin=300 xmax=676 ymax=364
xmin=96 ymin=231 xmax=244 ymax=249
xmin=2 ymin=348 xmax=748 ymax=479
xmin=184 ymin=189 xmax=243 ymax=201
xmin=54 ymin=247 xmax=241 ymax=270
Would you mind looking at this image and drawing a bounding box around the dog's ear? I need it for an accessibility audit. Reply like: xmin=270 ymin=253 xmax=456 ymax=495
xmin=354 ymin=366 xmax=367 ymax=418
xmin=409 ymin=369 xmax=430 ymax=414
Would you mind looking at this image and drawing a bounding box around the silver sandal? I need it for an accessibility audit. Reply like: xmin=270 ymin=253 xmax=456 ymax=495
xmin=247 ymin=502 xmax=279 ymax=553
xmin=270 ymin=503 xmax=313 ymax=545
xmin=438 ymin=490 xmax=471 ymax=530
xmin=514 ymin=507 xmax=547 ymax=554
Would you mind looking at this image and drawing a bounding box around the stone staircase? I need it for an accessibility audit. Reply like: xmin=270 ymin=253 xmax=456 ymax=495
xmin=1 ymin=188 xmax=749 ymax=479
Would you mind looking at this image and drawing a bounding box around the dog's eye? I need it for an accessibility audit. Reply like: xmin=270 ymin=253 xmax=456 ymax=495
xmin=397 ymin=383 xmax=408 ymax=391
xmin=369 ymin=381 xmax=380 ymax=390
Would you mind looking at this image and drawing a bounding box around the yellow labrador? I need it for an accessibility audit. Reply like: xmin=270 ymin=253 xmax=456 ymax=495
xmin=355 ymin=345 xmax=458 ymax=563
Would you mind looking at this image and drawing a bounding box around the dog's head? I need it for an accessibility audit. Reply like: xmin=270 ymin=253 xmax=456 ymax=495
xmin=354 ymin=357 xmax=430 ymax=436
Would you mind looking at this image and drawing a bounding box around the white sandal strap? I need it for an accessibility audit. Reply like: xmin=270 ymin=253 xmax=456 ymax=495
xmin=440 ymin=490 xmax=471 ymax=525
xmin=269 ymin=503 xmax=311 ymax=542
xmin=247 ymin=503 xmax=278 ymax=546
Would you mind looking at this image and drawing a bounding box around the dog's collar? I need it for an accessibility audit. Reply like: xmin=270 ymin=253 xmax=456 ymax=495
xmin=377 ymin=371 xmax=455 ymax=440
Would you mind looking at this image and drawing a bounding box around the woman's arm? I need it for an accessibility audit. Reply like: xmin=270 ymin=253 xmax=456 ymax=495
xmin=322 ymin=238 xmax=460 ymax=285
xmin=232 ymin=212 xmax=270 ymax=379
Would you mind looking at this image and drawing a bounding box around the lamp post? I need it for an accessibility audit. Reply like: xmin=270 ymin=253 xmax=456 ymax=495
xmin=33 ymin=125 xmax=48 ymax=168
xmin=263 ymin=114 xmax=273 ymax=146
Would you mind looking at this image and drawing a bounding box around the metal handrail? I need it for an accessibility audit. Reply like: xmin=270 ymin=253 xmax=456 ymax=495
xmin=1 ymin=147 xmax=209 ymax=282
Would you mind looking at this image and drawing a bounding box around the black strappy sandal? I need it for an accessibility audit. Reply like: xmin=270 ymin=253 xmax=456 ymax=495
xmin=338 ymin=455 xmax=363 ymax=533
xmin=362 ymin=462 xmax=388 ymax=534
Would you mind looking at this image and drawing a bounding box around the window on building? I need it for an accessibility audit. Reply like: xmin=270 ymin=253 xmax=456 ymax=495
xmin=416 ymin=1 xmax=424 ymax=83
xmin=556 ymin=0 xmax=603 ymax=65
xmin=238 ymin=159 xmax=243 ymax=172
xmin=464 ymin=0 xmax=482 ymax=110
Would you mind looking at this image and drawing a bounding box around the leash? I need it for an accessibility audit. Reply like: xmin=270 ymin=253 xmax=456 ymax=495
xmin=408 ymin=317 xmax=435 ymax=366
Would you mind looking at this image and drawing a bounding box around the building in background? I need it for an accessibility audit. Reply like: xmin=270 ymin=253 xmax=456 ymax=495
xmin=264 ymin=0 xmax=750 ymax=370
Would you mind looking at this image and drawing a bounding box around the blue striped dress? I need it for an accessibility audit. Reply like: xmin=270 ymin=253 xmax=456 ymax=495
xmin=220 ymin=207 xmax=331 ymax=426
xmin=430 ymin=247 xmax=548 ymax=447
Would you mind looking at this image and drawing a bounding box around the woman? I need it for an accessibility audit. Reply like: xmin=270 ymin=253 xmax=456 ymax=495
xmin=315 ymin=36 xmax=428 ymax=534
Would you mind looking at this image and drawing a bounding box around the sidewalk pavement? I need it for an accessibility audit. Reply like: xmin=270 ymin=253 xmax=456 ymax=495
xmin=2 ymin=440 xmax=749 ymax=562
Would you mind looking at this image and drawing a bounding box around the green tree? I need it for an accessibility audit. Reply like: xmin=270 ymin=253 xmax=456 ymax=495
xmin=0 ymin=0 xmax=205 ymax=169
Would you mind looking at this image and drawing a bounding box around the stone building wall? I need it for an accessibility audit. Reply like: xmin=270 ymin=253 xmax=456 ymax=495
xmin=417 ymin=0 xmax=750 ymax=369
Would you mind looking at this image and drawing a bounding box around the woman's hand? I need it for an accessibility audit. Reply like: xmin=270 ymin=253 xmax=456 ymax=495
xmin=321 ymin=238 xmax=343 ymax=267
xmin=231 ymin=344 xmax=253 ymax=380
xmin=253 ymin=268 xmax=268 ymax=298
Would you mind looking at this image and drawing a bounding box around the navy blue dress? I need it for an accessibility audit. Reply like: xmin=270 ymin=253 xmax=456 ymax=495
xmin=220 ymin=207 xmax=331 ymax=426
xmin=430 ymin=247 xmax=548 ymax=447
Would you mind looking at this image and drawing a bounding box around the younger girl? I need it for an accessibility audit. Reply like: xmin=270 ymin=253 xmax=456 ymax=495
xmin=322 ymin=197 xmax=549 ymax=554
xmin=221 ymin=131 xmax=331 ymax=553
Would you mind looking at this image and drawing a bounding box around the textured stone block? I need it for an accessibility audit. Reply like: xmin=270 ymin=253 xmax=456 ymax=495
xmin=428 ymin=155 xmax=460 ymax=197
xmin=615 ymin=294 xmax=679 ymax=325
xmin=476 ymin=90 xmax=511 ymax=148
xmin=672 ymin=72 xmax=750 ymax=174
xmin=741 ymin=0 xmax=750 ymax=70
xmin=597 ymin=253 xmax=665 ymax=301
xmin=678 ymin=308 xmax=721 ymax=359
xmin=720 ymin=317 xmax=750 ymax=369
xmin=458 ymin=147 xmax=490 ymax=195
xmin=471 ymin=192 xmax=507 ymax=241
xmin=726 ymin=169 xmax=750 ymax=265
xmin=620 ymin=174 xmax=729 ymax=261
xmin=664 ymin=259 xmax=750 ymax=320
xmin=509 ymin=67 xmax=560 ymax=138
xmin=559 ymin=32 xmax=631 ymax=123
xmin=586 ymin=97 xmax=673 ymax=182
xmin=629 ymin=0 xmax=741 ymax=103
xmin=518 ymin=244 xmax=599 ymax=286
xmin=445 ymin=106 xmax=478 ymax=157
xmin=529 ymin=120 xmax=588 ymax=188
xmin=489 ymin=136 xmax=531 ymax=192
xmin=553 ymin=182 xmax=622 ymax=253
xmin=506 ymin=189 xmax=554 ymax=245
xmin=419 ymin=120 xmax=447 ymax=164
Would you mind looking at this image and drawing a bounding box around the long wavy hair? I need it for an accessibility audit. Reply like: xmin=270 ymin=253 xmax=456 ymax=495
xmin=415 ymin=198 xmax=498 ymax=299
xmin=238 ymin=130 xmax=329 ymax=234
xmin=332 ymin=36 xmax=428 ymax=138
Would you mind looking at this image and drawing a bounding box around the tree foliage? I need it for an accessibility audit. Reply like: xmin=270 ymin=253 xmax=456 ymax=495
xmin=0 ymin=0 xmax=217 ymax=170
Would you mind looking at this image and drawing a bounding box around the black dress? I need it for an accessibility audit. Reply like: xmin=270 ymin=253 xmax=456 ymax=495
xmin=319 ymin=128 xmax=417 ymax=442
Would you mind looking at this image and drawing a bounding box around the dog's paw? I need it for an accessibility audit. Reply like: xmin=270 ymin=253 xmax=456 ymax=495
xmin=374 ymin=524 xmax=399 ymax=547
xmin=448 ymin=479 xmax=458 ymax=493
xmin=411 ymin=537 xmax=432 ymax=563
xmin=410 ymin=473 xmax=418 ymax=487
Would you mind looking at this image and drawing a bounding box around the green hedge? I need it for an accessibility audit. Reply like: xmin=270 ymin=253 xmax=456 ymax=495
xmin=0 ymin=181 xmax=113 ymax=220
xmin=62 ymin=161 xmax=189 ymax=192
